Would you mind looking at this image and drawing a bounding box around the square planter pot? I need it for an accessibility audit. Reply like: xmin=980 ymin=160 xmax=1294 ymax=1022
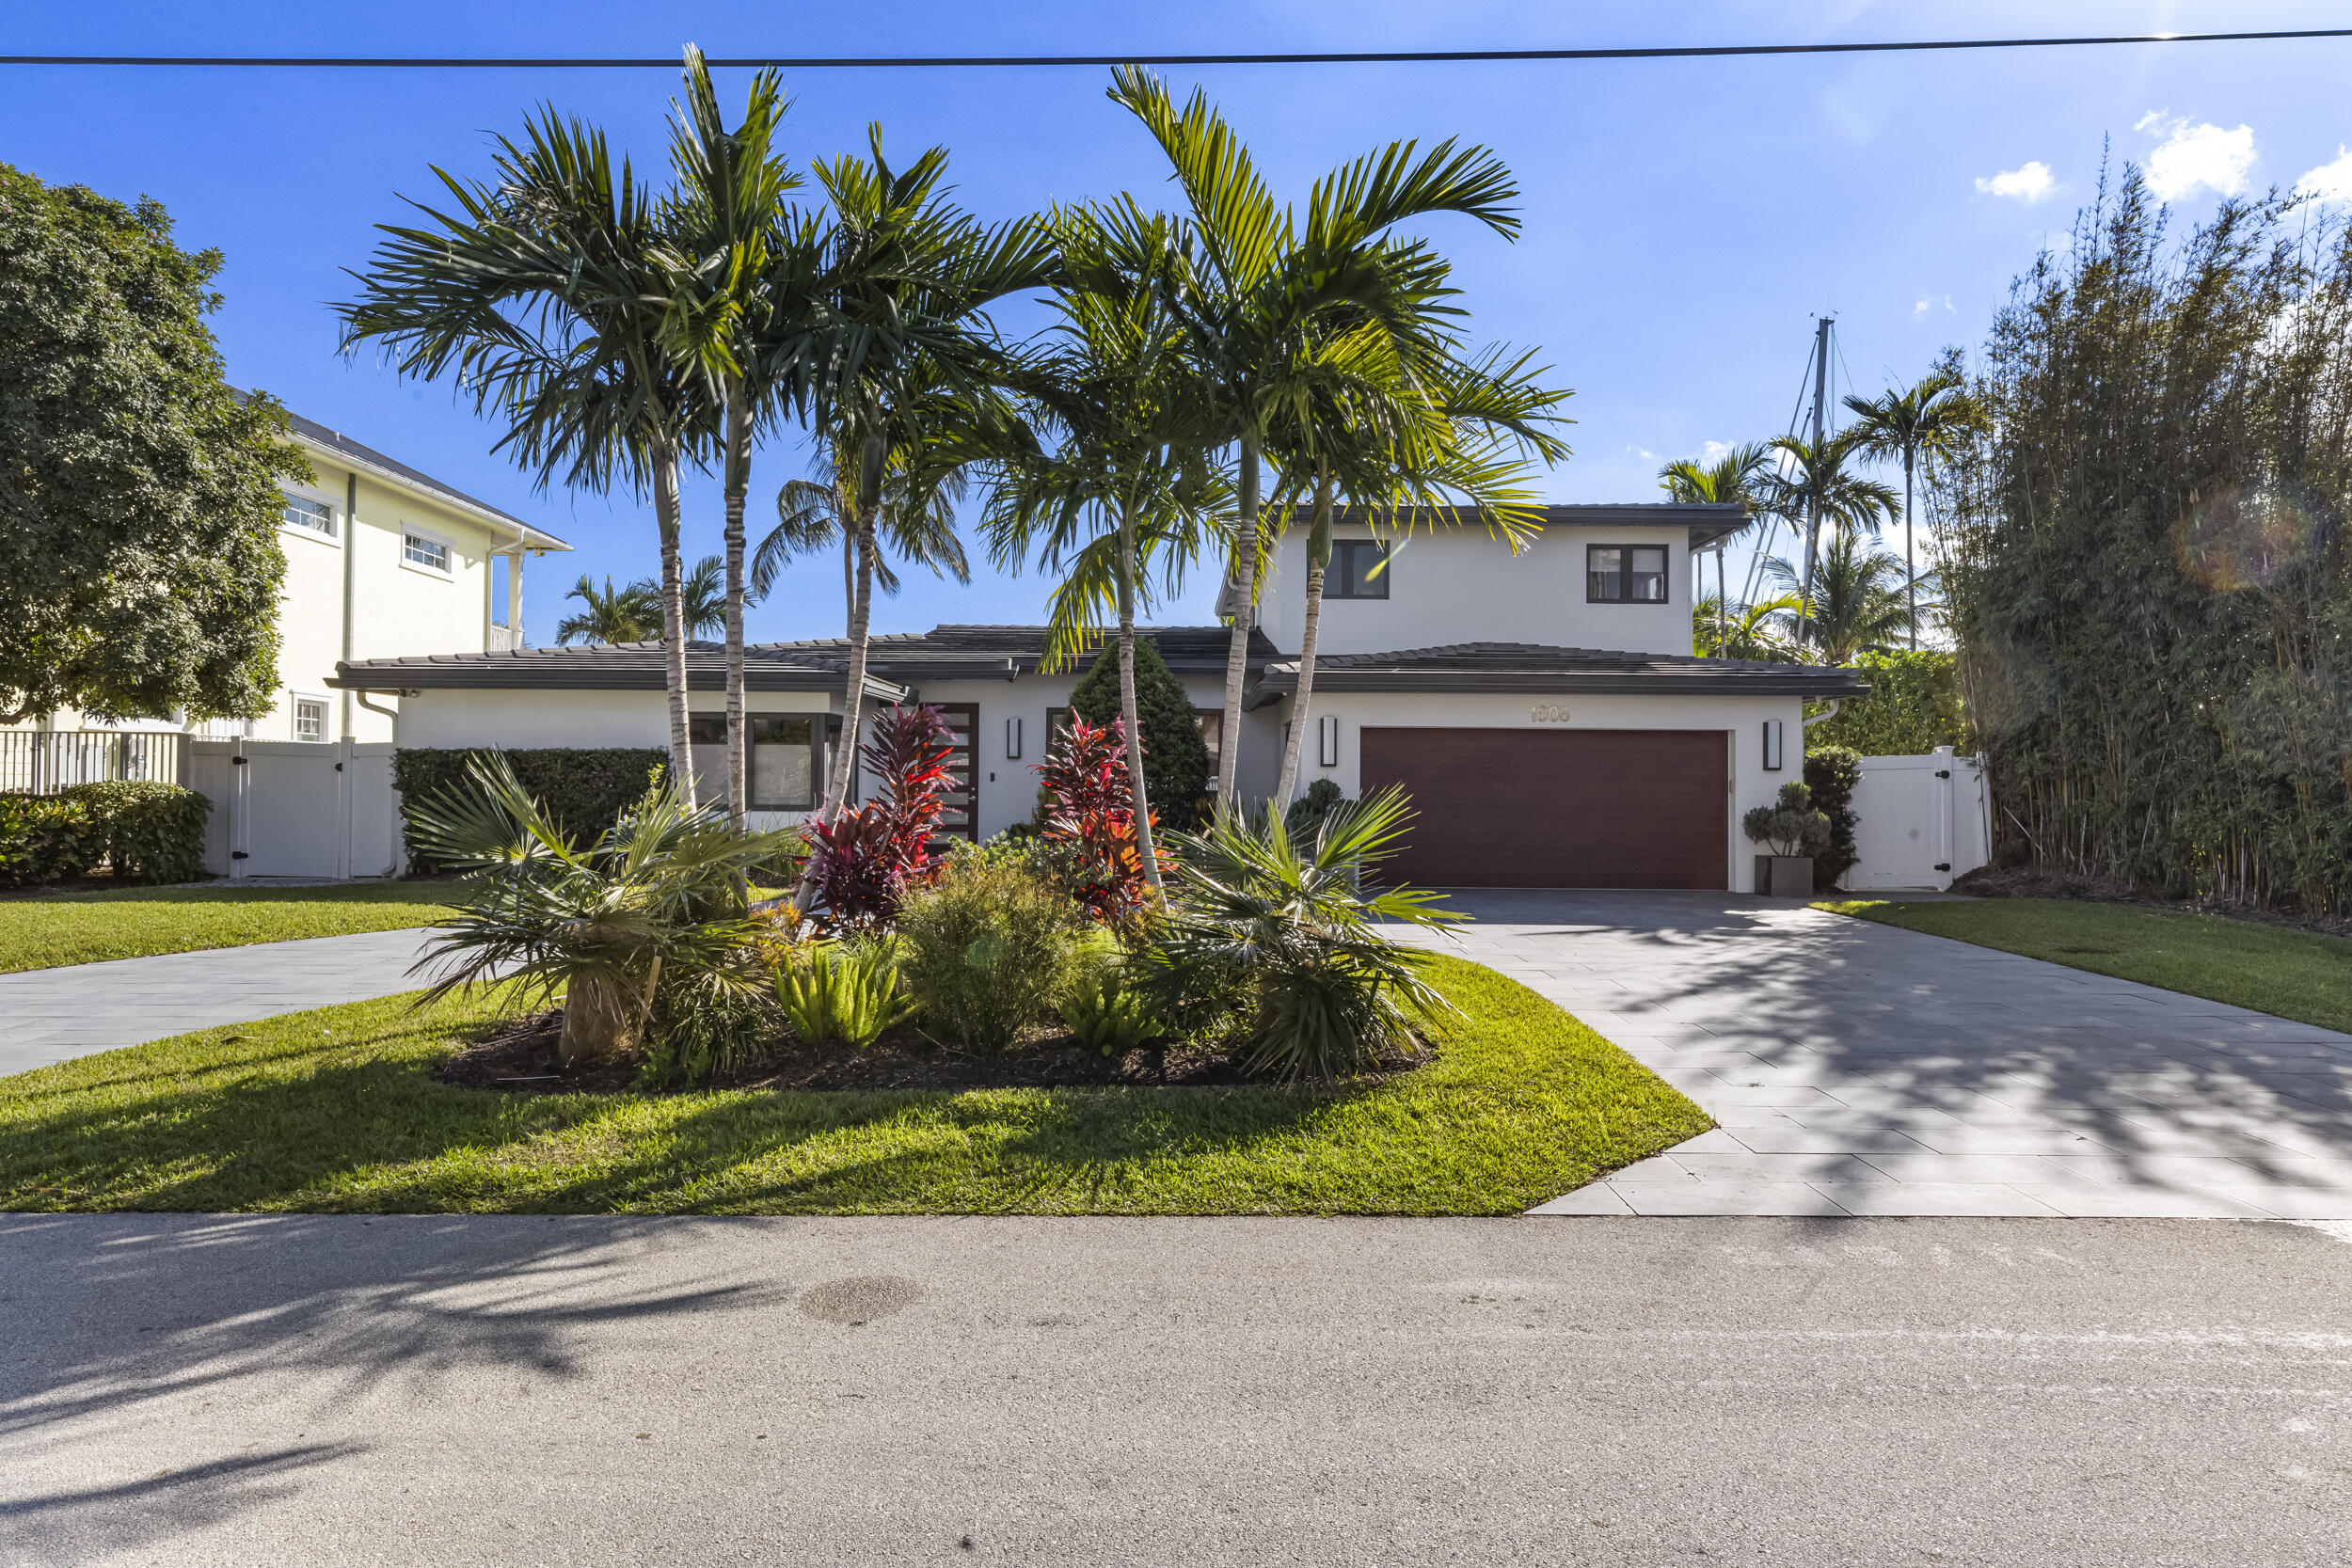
xmin=1755 ymin=854 xmax=1815 ymax=898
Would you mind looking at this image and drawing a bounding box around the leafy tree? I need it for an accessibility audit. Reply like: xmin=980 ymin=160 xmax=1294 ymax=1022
xmin=1660 ymin=442 xmax=1770 ymax=658
xmin=1763 ymin=522 xmax=1921 ymax=665
xmin=0 ymin=165 xmax=306 ymax=724
xmin=1107 ymin=68 xmax=1524 ymax=808
xmin=1844 ymin=369 xmax=1984 ymax=649
xmin=1804 ymin=650 xmax=1967 ymax=755
xmin=555 ymin=575 xmax=660 ymax=645
xmin=340 ymin=105 xmax=709 ymax=802
xmin=1068 ymin=634 xmax=1211 ymax=827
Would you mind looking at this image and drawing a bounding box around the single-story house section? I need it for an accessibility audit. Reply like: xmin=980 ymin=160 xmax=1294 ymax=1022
xmin=331 ymin=502 xmax=1869 ymax=891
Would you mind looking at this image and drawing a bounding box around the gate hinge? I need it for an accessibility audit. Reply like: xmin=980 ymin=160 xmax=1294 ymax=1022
xmin=1933 ymin=862 xmax=1951 ymax=872
xmin=1934 ymin=768 xmax=1951 ymax=779
xmin=334 ymin=762 xmax=344 ymax=772
xmin=230 ymin=755 xmax=249 ymax=767
xmin=231 ymin=850 xmax=250 ymax=860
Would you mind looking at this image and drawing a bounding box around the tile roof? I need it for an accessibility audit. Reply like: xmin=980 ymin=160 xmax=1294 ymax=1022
xmin=1256 ymin=641 xmax=1870 ymax=697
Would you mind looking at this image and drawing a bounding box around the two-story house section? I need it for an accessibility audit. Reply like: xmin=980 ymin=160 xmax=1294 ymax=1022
xmin=335 ymin=501 xmax=1864 ymax=893
xmin=1246 ymin=503 xmax=1867 ymax=890
xmin=256 ymin=404 xmax=571 ymax=744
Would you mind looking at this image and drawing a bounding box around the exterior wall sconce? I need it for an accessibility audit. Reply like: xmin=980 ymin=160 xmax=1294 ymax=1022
xmin=1318 ymin=713 xmax=1340 ymax=768
xmin=1005 ymin=716 xmax=1023 ymax=760
xmin=1762 ymin=718 xmax=1785 ymax=771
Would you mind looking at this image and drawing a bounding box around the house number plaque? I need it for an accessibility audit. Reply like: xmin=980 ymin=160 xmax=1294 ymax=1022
xmin=1529 ymin=703 xmax=1571 ymax=721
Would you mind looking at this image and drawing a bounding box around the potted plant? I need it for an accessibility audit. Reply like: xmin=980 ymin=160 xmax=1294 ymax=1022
xmin=1743 ymin=781 xmax=1832 ymax=898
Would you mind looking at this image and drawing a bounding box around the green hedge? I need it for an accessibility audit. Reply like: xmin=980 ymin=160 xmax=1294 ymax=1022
xmin=0 ymin=781 xmax=210 ymax=887
xmin=1805 ymin=650 xmax=1966 ymax=756
xmin=392 ymin=748 xmax=669 ymax=872
xmin=1804 ymin=746 xmax=1862 ymax=891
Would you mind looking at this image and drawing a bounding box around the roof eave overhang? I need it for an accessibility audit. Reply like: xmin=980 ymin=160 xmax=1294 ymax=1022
xmin=293 ymin=431 xmax=573 ymax=552
xmin=328 ymin=664 xmax=911 ymax=703
xmin=1257 ymin=672 xmax=1870 ymax=698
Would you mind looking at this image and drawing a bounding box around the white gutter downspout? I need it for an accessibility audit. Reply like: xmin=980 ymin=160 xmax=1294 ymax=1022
xmin=1803 ymin=698 xmax=1842 ymax=730
xmin=342 ymin=471 xmax=359 ymax=739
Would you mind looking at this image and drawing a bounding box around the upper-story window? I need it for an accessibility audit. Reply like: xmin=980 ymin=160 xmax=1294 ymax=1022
xmin=1327 ymin=539 xmax=1391 ymax=599
xmin=402 ymin=529 xmax=452 ymax=575
xmin=1587 ymin=544 xmax=1668 ymax=603
xmin=293 ymin=697 xmax=327 ymax=741
xmin=282 ymin=494 xmax=337 ymax=539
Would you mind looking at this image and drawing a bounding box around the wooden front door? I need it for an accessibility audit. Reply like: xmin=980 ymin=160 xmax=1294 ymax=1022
xmin=1359 ymin=727 xmax=1727 ymax=889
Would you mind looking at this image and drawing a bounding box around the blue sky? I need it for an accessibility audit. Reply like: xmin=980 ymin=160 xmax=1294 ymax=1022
xmin=8 ymin=1 xmax=2352 ymax=641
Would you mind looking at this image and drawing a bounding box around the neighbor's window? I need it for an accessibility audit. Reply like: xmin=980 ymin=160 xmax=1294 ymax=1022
xmin=690 ymin=714 xmax=819 ymax=811
xmin=403 ymin=531 xmax=451 ymax=573
xmin=294 ymin=698 xmax=327 ymax=741
xmin=1327 ymin=539 xmax=1391 ymax=599
xmin=282 ymin=494 xmax=337 ymax=538
xmin=1587 ymin=543 xmax=1668 ymax=603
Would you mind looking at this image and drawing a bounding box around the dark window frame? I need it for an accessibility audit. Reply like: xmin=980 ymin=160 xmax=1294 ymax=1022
xmin=1585 ymin=542 xmax=1670 ymax=604
xmin=1327 ymin=538 xmax=1391 ymax=600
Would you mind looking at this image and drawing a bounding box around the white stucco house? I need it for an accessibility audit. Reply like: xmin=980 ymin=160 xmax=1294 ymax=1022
xmin=331 ymin=502 xmax=1867 ymax=892
xmin=19 ymin=403 xmax=570 ymax=750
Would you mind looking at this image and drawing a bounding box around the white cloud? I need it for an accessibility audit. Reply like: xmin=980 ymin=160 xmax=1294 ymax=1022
xmin=2138 ymin=114 xmax=2258 ymax=201
xmin=1699 ymin=440 xmax=1733 ymax=464
xmin=2296 ymin=146 xmax=2352 ymax=203
xmin=1975 ymin=161 xmax=2056 ymax=202
xmin=1915 ymin=295 xmax=1931 ymax=314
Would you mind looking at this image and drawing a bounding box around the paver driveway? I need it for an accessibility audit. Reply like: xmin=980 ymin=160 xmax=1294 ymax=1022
xmin=1397 ymin=891 xmax=2352 ymax=1218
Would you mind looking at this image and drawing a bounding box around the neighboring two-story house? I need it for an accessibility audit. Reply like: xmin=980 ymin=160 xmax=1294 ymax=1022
xmin=332 ymin=501 xmax=1866 ymax=892
xmin=13 ymin=404 xmax=569 ymax=756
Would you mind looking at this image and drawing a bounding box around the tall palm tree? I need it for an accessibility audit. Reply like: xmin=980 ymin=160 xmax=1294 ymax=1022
xmin=1107 ymin=66 xmax=1523 ymax=811
xmin=1762 ymin=523 xmax=1918 ymax=665
xmin=1659 ymin=441 xmax=1769 ymax=658
xmin=555 ymin=575 xmax=660 ymax=646
xmin=752 ymin=436 xmax=973 ymax=632
xmin=984 ymin=199 xmax=1229 ymax=895
xmin=675 ymin=554 xmax=728 ymax=640
xmin=339 ymin=106 xmax=710 ymax=803
xmin=1266 ymin=340 xmax=1568 ymax=808
xmin=795 ymin=134 xmax=1055 ymax=834
xmin=1842 ymin=368 xmax=1982 ymax=650
xmin=1754 ymin=431 xmax=1901 ymax=651
xmin=660 ymin=47 xmax=799 ymax=832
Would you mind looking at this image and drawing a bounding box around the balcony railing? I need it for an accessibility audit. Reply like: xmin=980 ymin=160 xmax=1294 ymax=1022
xmin=0 ymin=730 xmax=184 ymax=796
xmin=488 ymin=623 xmax=526 ymax=652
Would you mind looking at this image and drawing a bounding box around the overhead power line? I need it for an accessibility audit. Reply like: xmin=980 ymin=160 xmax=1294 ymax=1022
xmin=3 ymin=27 xmax=2352 ymax=70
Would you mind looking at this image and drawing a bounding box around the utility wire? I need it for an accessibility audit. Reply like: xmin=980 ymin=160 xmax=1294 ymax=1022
xmin=4 ymin=26 xmax=2352 ymax=69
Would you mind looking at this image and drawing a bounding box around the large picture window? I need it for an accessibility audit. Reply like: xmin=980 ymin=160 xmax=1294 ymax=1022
xmin=1587 ymin=543 xmax=1668 ymax=603
xmin=1327 ymin=539 xmax=1391 ymax=599
xmin=690 ymin=714 xmax=820 ymax=811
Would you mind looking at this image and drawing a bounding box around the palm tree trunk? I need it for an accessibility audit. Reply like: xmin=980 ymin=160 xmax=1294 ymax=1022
xmin=825 ymin=522 xmax=875 ymax=821
xmin=1116 ymin=507 xmax=1163 ymax=896
xmin=1274 ymin=469 xmax=1333 ymax=807
xmin=1216 ymin=429 xmax=1261 ymax=815
xmin=652 ymin=442 xmax=696 ymax=809
xmin=1903 ymin=447 xmax=1917 ymax=652
xmin=723 ymin=384 xmax=750 ymax=833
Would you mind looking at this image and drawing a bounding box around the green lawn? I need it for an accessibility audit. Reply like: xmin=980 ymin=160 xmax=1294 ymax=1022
xmin=0 ymin=881 xmax=456 ymax=974
xmin=0 ymin=956 xmax=1709 ymax=1215
xmin=1820 ymin=896 xmax=2352 ymax=1034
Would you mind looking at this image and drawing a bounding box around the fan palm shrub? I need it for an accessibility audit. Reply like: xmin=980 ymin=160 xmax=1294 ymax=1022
xmin=1139 ymin=787 xmax=1461 ymax=1083
xmin=405 ymin=752 xmax=795 ymax=1064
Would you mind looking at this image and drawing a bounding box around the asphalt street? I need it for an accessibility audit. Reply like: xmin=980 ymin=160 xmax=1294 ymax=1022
xmin=3 ymin=1213 xmax=2348 ymax=1565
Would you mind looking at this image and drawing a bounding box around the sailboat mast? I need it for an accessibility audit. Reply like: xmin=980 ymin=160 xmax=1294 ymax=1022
xmin=1794 ymin=315 xmax=1832 ymax=651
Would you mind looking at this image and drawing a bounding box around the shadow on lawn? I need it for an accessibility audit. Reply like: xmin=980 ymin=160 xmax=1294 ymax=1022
xmin=0 ymin=1209 xmax=778 ymax=1561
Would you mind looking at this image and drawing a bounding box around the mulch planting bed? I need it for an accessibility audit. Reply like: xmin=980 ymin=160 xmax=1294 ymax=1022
xmin=435 ymin=1010 xmax=1430 ymax=1094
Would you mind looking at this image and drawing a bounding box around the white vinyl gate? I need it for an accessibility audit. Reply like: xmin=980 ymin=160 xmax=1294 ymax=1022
xmin=1840 ymin=747 xmax=1992 ymax=893
xmin=187 ymin=737 xmax=405 ymax=880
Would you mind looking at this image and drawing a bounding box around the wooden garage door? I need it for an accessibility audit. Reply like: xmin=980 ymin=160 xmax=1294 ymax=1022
xmin=1359 ymin=728 xmax=1727 ymax=889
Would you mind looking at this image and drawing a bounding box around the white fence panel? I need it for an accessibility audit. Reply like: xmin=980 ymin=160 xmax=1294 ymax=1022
xmin=187 ymin=736 xmax=406 ymax=881
xmin=1843 ymin=748 xmax=1991 ymax=893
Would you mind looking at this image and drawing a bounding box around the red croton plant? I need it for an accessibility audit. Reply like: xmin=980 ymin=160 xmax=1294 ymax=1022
xmin=803 ymin=704 xmax=958 ymax=931
xmin=1037 ymin=713 xmax=1171 ymax=927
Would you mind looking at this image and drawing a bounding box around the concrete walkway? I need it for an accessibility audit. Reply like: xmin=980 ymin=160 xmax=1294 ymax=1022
xmin=0 ymin=929 xmax=437 ymax=1077
xmin=1399 ymin=891 xmax=2352 ymax=1219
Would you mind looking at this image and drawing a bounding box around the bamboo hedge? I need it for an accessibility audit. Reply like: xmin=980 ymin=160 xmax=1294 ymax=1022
xmin=1934 ymin=168 xmax=2352 ymax=915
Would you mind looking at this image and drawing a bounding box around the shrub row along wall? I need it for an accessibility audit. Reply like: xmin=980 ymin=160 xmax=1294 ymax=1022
xmin=1804 ymin=650 xmax=1967 ymax=757
xmin=0 ymin=781 xmax=210 ymax=887
xmin=392 ymin=749 xmax=669 ymax=873
xmin=1934 ymin=171 xmax=2352 ymax=917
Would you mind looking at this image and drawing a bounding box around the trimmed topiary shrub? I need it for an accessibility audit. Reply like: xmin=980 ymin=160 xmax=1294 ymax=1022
xmin=1804 ymin=747 xmax=1863 ymax=890
xmin=0 ymin=792 xmax=101 ymax=887
xmin=57 ymin=780 xmax=210 ymax=884
xmin=1069 ymin=636 xmax=1210 ymax=830
xmin=392 ymin=748 xmax=668 ymax=874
